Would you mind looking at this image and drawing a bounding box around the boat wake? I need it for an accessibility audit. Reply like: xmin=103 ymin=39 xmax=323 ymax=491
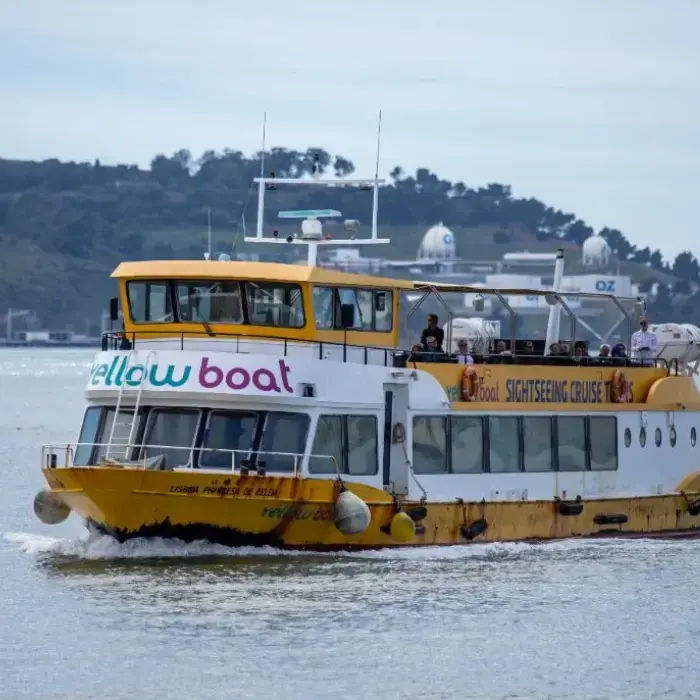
xmin=4 ymin=529 xmax=696 ymax=562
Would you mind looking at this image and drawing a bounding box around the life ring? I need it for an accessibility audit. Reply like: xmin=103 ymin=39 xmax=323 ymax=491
xmin=610 ymin=369 xmax=632 ymax=403
xmin=461 ymin=365 xmax=478 ymax=401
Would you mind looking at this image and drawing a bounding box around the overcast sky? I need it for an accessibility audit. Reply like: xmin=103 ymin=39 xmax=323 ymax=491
xmin=1 ymin=0 xmax=698 ymax=260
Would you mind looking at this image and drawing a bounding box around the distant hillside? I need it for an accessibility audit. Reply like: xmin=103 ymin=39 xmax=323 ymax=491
xmin=0 ymin=149 xmax=698 ymax=331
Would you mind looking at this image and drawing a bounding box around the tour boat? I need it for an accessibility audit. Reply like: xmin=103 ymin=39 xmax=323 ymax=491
xmin=34 ymin=174 xmax=700 ymax=549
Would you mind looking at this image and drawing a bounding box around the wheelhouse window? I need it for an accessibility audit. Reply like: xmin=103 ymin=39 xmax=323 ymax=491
xmin=557 ymin=416 xmax=587 ymax=471
xmin=258 ymin=412 xmax=309 ymax=471
xmin=127 ymin=282 xmax=173 ymax=323
xmin=589 ymin=417 xmax=617 ymax=470
xmin=245 ymin=282 xmax=304 ymax=328
xmin=451 ymin=416 xmax=483 ymax=473
xmin=412 ymin=416 xmax=447 ymax=474
xmin=310 ymin=415 xmax=378 ymax=475
xmin=488 ymin=416 xmax=520 ymax=472
xmin=312 ymin=286 xmax=393 ymax=332
xmin=74 ymin=406 xmax=102 ymax=466
xmin=199 ymin=410 xmax=257 ymax=469
xmin=523 ymin=416 xmax=553 ymax=472
xmin=141 ymin=408 xmax=201 ymax=469
xmin=176 ymin=281 xmax=243 ymax=324
xmin=95 ymin=408 xmax=138 ymax=463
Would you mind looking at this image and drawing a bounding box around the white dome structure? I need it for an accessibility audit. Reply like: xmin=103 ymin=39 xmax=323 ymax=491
xmin=582 ymin=233 xmax=611 ymax=266
xmin=417 ymin=223 xmax=457 ymax=261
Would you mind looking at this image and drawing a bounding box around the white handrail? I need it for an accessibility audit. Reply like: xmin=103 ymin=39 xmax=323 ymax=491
xmin=42 ymin=442 xmax=339 ymax=477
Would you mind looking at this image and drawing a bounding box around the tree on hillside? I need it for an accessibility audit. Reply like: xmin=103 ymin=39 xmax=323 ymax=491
xmin=333 ymin=156 xmax=354 ymax=177
xmin=565 ymin=219 xmax=593 ymax=246
xmin=672 ymin=251 xmax=699 ymax=282
xmin=600 ymin=227 xmax=634 ymax=260
xmin=649 ymin=249 xmax=664 ymax=271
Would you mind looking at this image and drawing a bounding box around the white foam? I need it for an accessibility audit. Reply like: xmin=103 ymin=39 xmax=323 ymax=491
xmin=5 ymin=529 xmax=693 ymax=562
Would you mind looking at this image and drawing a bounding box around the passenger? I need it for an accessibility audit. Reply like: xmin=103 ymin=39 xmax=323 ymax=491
xmin=631 ymin=317 xmax=658 ymax=365
xmin=455 ymin=338 xmax=474 ymax=365
xmin=423 ymin=335 xmax=447 ymax=362
xmin=409 ymin=343 xmax=423 ymax=363
xmin=495 ymin=340 xmax=512 ymax=355
xmin=612 ymin=343 xmax=627 ymax=357
xmin=573 ymin=340 xmax=589 ymax=365
xmin=521 ymin=340 xmax=535 ymax=355
xmin=548 ymin=342 xmax=561 ymax=356
xmin=420 ymin=314 xmax=444 ymax=351
xmin=599 ymin=344 xmax=611 ymax=358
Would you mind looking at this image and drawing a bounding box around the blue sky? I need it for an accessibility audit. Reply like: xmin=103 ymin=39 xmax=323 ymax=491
xmin=1 ymin=0 xmax=698 ymax=260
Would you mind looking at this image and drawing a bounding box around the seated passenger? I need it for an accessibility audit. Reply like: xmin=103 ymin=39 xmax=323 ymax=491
xmin=573 ymin=340 xmax=589 ymax=364
xmin=611 ymin=343 xmax=628 ymax=365
xmin=521 ymin=340 xmax=535 ymax=355
xmin=495 ymin=340 xmax=512 ymax=355
xmin=422 ymin=335 xmax=447 ymax=361
xmin=420 ymin=314 xmax=444 ymax=351
xmin=599 ymin=344 xmax=611 ymax=358
xmin=454 ymin=338 xmax=474 ymax=365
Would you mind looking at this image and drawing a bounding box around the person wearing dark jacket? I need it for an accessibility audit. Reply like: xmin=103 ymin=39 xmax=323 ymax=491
xmin=420 ymin=314 xmax=444 ymax=351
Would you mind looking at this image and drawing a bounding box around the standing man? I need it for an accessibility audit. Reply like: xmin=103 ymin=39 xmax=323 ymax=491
xmin=631 ymin=317 xmax=658 ymax=365
xmin=421 ymin=314 xmax=444 ymax=351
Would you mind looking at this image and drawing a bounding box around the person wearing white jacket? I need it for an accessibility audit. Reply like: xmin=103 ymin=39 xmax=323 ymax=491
xmin=631 ymin=317 xmax=658 ymax=364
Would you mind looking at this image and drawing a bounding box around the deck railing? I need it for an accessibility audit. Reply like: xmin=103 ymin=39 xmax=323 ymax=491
xmin=41 ymin=442 xmax=339 ymax=477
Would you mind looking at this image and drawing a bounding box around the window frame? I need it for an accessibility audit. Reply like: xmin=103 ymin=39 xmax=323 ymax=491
xmin=197 ymin=408 xmax=259 ymax=470
xmin=243 ymin=281 xmax=305 ymax=329
xmin=450 ymin=415 xmax=486 ymax=474
xmin=588 ymin=416 xmax=618 ymax=471
xmin=486 ymin=415 xmax=523 ymax=473
xmin=555 ymin=415 xmax=589 ymax=471
xmin=126 ymin=280 xmax=175 ymax=325
xmin=312 ymin=285 xmax=394 ymax=332
xmin=521 ymin=415 xmax=555 ymax=472
xmin=175 ymin=279 xmax=245 ymax=326
xmin=310 ymin=413 xmax=379 ymax=475
xmin=140 ymin=407 xmax=203 ymax=469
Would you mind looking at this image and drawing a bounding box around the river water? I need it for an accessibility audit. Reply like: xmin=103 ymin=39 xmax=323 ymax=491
xmin=1 ymin=348 xmax=699 ymax=699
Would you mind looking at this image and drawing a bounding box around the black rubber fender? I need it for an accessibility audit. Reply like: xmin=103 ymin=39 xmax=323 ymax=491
xmin=688 ymin=498 xmax=700 ymax=517
xmin=461 ymin=518 xmax=488 ymax=541
xmin=593 ymin=512 xmax=628 ymax=525
xmin=557 ymin=498 xmax=583 ymax=516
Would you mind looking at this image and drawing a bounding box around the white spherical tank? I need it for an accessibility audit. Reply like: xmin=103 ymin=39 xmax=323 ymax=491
xmin=651 ymin=323 xmax=700 ymax=367
xmin=582 ymin=233 xmax=611 ymax=266
xmin=417 ymin=222 xmax=457 ymax=260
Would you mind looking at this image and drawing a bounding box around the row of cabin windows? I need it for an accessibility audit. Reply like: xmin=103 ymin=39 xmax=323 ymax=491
xmin=126 ymin=281 xmax=393 ymax=332
xmin=75 ymin=406 xmax=379 ymax=475
xmin=75 ymin=406 xmax=310 ymax=472
xmin=412 ymin=415 xmax=618 ymax=474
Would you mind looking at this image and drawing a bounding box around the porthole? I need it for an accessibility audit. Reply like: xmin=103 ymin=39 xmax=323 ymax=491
xmin=639 ymin=427 xmax=647 ymax=447
xmin=655 ymin=427 xmax=662 ymax=447
xmin=670 ymin=426 xmax=677 ymax=447
xmin=692 ymin=427 xmax=697 ymax=447
xmin=624 ymin=428 xmax=632 ymax=447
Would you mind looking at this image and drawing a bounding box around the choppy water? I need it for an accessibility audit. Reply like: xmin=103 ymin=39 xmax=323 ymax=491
xmin=2 ymin=348 xmax=700 ymax=699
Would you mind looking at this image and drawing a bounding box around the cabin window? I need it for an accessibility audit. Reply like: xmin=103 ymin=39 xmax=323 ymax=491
xmin=312 ymin=286 xmax=393 ymax=332
xmin=412 ymin=416 xmax=447 ymax=473
xmin=245 ymin=282 xmax=304 ymax=328
xmin=557 ymin=416 xmax=587 ymax=470
xmin=309 ymin=415 xmax=343 ymax=473
xmin=624 ymin=427 xmax=632 ymax=448
xmin=127 ymin=282 xmax=173 ymax=323
xmin=488 ymin=416 xmax=520 ymax=472
xmin=655 ymin=427 xmax=663 ymax=448
xmin=451 ymin=416 xmax=483 ymax=473
xmin=142 ymin=408 xmax=201 ymax=469
xmin=312 ymin=287 xmax=334 ymax=329
xmin=670 ymin=426 xmax=677 ymax=447
xmin=199 ymin=410 xmax=257 ymax=469
xmin=347 ymin=416 xmax=378 ymax=475
xmin=74 ymin=406 xmax=102 ymax=466
xmin=522 ymin=416 xmax=553 ymax=472
xmin=176 ymin=281 xmax=243 ymax=324
xmin=258 ymin=412 xmax=309 ymax=471
xmin=589 ymin=417 xmax=617 ymax=470
xmin=95 ymin=408 xmax=139 ymax=463
xmin=691 ymin=427 xmax=696 ymax=446
xmin=640 ymin=427 xmax=647 ymax=447
xmin=309 ymin=415 xmax=378 ymax=474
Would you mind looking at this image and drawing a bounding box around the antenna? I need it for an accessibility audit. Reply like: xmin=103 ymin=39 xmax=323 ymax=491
xmin=374 ymin=109 xmax=382 ymax=179
xmin=207 ymin=207 xmax=212 ymax=260
xmin=372 ymin=109 xmax=382 ymax=236
xmin=259 ymin=111 xmax=267 ymax=179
